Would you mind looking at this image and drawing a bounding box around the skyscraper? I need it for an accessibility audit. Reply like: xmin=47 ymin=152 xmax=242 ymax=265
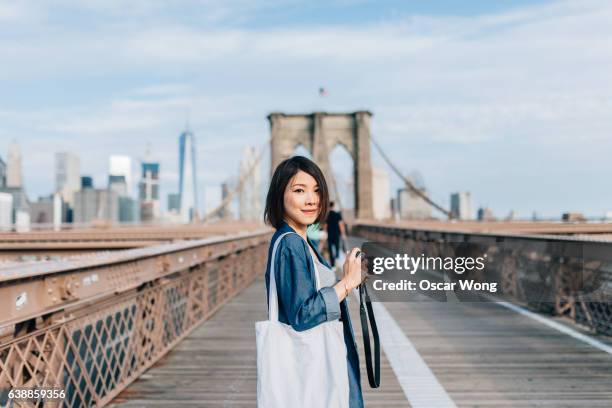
xmin=109 ymin=164 xmax=140 ymax=223
xmin=55 ymin=152 xmax=81 ymax=205
xmin=108 ymin=175 xmax=128 ymax=196
xmin=139 ymin=161 xmax=160 ymax=222
xmin=450 ymin=192 xmax=473 ymax=220
xmin=0 ymin=187 xmax=30 ymax=227
xmin=0 ymin=156 xmax=6 ymax=188
xmin=81 ymin=176 xmax=93 ymax=189
xmin=0 ymin=192 xmax=12 ymax=231
xmin=178 ymin=130 xmax=199 ymax=223
xmin=74 ymin=188 xmax=119 ymax=224
xmin=167 ymin=193 xmax=180 ymax=213
xmin=109 ymin=155 xmax=132 ymax=195
xmin=6 ymin=141 xmax=22 ymax=188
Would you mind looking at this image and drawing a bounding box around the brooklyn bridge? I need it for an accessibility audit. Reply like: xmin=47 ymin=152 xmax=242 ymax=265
xmin=1 ymin=112 xmax=611 ymax=407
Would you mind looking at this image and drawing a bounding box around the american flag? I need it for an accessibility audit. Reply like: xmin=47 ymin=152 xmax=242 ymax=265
xmin=319 ymin=87 xmax=328 ymax=97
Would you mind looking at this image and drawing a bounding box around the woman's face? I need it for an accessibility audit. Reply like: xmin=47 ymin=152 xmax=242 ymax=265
xmin=283 ymin=170 xmax=320 ymax=228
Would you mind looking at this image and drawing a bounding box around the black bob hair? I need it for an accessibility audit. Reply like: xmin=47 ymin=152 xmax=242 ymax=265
xmin=264 ymin=156 xmax=329 ymax=229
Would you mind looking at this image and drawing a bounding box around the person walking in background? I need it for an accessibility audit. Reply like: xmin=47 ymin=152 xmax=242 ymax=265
xmin=325 ymin=201 xmax=346 ymax=267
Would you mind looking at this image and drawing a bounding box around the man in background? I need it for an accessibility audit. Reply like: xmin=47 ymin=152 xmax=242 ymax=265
xmin=325 ymin=201 xmax=346 ymax=266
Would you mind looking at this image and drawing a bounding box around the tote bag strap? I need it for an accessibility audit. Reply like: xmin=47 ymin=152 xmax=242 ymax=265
xmin=269 ymin=232 xmax=293 ymax=322
xmin=359 ymin=283 xmax=381 ymax=388
xmin=268 ymin=231 xmax=323 ymax=322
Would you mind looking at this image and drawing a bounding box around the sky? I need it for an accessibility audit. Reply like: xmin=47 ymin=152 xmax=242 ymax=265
xmin=0 ymin=0 xmax=611 ymax=219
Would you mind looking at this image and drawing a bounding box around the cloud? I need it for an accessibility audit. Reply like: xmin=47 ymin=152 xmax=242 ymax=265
xmin=1 ymin=0 xmax=611 ymax=217
xmin=130 ymin=83 xmax=192 ymax=97
xmin=0 ymin=2 xmax=38 ymax=23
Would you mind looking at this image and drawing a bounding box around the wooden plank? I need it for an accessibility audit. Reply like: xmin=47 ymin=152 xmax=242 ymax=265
xmin=381 ymin=300 xmax=612 ymax=407
xmin=109 ymin=274 xmax=409 ymax=407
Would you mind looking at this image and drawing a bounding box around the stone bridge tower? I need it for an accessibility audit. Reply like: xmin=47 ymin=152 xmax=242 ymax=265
xmin=268 ymin=111 xmax=373 ymax=219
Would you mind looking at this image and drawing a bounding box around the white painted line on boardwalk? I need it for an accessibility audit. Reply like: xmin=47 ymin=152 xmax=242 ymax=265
xmin=353 ymin=291 xmax=456 ymax=408
xmin=495 ymin=300 xmax=612 ymax=355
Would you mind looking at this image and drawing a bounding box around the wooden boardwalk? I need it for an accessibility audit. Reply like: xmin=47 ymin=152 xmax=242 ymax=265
xmin=110 ymin=243 xmax=612 ymax=407
xmin=382 ymin=300 xmax=612 ymax=406
xmin=109 ymin=273 xmax=408 ymax=407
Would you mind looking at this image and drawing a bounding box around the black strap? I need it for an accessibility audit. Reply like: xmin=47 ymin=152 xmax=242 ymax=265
xmin=359 ymin=283 xmax=381 ymax=388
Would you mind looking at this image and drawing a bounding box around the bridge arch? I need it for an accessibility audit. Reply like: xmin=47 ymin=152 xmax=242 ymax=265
xmin=268 ymin=111 xmax=374 ymax=219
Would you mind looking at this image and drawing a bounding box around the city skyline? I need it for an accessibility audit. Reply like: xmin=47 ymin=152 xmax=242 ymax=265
xmin=0 ymin=134 xmax=246 ymax=223
xmin=1 ymin=0 xmax=611 ymax=218
xmin=0 ymin=121 xmax=609 ymax=221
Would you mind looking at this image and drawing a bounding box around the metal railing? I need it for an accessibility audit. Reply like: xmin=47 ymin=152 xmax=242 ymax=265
xmin=352 ymin=222 xmax=612 ymax=336
xmin=0 ymin=229 xmax=272 ymax=407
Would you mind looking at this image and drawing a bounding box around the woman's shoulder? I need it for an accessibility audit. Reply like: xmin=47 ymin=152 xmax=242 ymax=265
xmin=271 ymin=231 xmax=307 ymax=255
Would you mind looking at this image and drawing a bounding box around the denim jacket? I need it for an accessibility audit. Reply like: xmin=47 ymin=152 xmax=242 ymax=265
xmin=265 ymin=221 xmax=364 ymax=408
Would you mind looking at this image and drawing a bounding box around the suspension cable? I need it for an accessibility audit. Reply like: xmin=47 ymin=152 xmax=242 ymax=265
xmin=201 ymin=129 xmax=453 ymax=222
xmin=370 ymin=134 xmax=452 ymax=219
xmin=200 ymin=137 xmax=270 ymax=223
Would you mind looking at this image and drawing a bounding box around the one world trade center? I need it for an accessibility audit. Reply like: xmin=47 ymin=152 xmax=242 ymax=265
xmin=178 ymin=130 xmax=199 ymax=222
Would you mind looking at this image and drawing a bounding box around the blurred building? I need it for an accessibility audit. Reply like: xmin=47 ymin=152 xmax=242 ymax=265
xmin=397 ymin=187 xmax=432 ymax=220
xmin=219 ymin=182 xmax=233 ymax=220
xmin=55 ymin=152 xmax=80 ymax=205
xmin=390 ymin=197 xmax=399 ymax=221
xmin=81 ymin=176 xmax=93 ymax=189
xmin=0 ymin=156 xmax=6 ymax=187
xmin=30 ymin=196 xmax=54 ymax=224
xmin=178 ymin=130 xmax=199 ymax=222
xmin=477 ymin=207 xmax=495 ymax=221
xmin=107 ymin=174 xmax=139 ymax=223
xmin=372 ymin=167 xmax=390 ymax=220
xmin=562 ymin=212 xmax=586 ymax=222
xmin=0 ymin=186 xmax=30 ymax=225
xmin=74 ymin=188 xmax=119 ymax=223
xmin=0 ymin=192 xmax=12 ymax=231
xmin=109 ymin=155 xmax=132 ymax=195
xmin=108 ymin=175 xmax=128 ymax=197
xmin=119 ymin=196 xmax=140 ymax=223
xmin=450 ymin=192 xmax=473 ymax=220
xmin=139 ymin=202 xmax=157 ymax=223
xmin=15 ymin=210 xmax=30 ymax=232
xmin=167 ymin=193 xmax=180 ymax=213
xmin=6 ymin=141 xmax=22 ymax=188
xmin=139 ymin=161 xmax=160 ymax=222
xmin=53 ymin=193 xmax=62 ymax=230
xmin=239 ymin=146 xmax=261 ymax=222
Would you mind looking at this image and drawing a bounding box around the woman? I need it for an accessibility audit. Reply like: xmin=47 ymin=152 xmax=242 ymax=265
xmin=264 ymin=156 xmax=365 ymax=407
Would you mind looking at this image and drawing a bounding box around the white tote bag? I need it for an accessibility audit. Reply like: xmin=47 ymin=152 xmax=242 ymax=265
xmin=256 ymin=232 xmax=349 ymax=408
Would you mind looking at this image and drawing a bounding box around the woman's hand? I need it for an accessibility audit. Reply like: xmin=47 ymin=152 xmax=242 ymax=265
xmin=342 ymin=247 xmax=364 ymax=290
xmin=333 ymin=247 xmax=364 ymax=302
